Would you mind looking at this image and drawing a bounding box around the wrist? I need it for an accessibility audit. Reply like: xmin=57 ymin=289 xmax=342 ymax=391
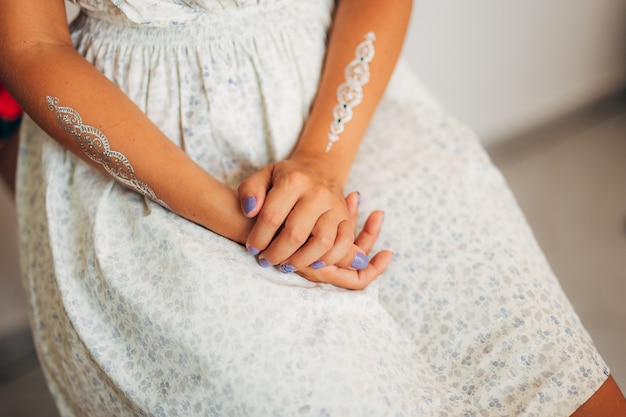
xmin=288 ymin=149 xmax=350 ymax=191
xmin=162 ymin=167 xmax=254 ymax=245
xmin=196 ymin=186 xmax=255 ymax=245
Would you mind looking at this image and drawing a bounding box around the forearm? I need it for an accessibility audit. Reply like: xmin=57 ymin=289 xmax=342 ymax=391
xmin=0 ymin=3 xmax=253 ymax=243
xmin=290 ymin=0 xmax=412 ymax=186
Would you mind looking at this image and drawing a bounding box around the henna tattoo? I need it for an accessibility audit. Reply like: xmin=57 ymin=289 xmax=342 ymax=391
xmin=325 ymin=32 xmax=376 ymax=152
xmin=46 ymin=96 xmax=166 ymax=206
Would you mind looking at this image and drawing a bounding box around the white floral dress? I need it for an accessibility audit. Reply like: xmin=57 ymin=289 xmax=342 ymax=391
xmin=17 ymin=0 xmax=608 ymax=416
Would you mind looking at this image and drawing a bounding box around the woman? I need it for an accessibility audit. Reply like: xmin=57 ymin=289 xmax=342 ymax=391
xmin=0 ymin=0 xmax=623 ymax=415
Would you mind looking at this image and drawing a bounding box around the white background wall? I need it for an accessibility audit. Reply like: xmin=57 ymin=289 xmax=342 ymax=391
xmin=402 ymin=0 xmax=626 ymax=144
xmin=2 ymin=1 xmax=626 ymax=334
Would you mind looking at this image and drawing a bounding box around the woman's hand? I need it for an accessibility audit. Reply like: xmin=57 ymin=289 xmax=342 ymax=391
xmin=239 ymin=156 xmax=360 ymax=271
xmin=240 ymin=172 xmax=393 ymax=289
xmin=296 ymin=199 xmax=393 ymax=290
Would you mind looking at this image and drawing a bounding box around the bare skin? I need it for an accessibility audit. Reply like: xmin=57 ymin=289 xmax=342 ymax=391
xmin=570 ymin=376 xmax=626 ymax=417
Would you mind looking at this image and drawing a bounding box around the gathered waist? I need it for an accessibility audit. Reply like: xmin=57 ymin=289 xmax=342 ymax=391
xmin=72 ymin=2 xmax=332 ymax=47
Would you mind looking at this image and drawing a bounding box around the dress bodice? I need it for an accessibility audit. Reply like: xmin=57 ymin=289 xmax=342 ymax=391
xmin=68 ymin=0 xmax=311 ymax=25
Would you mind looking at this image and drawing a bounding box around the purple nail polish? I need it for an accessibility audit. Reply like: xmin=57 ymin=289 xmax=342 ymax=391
xmin=248 ymin=246 xmax=260 ymax=256
xmin=258 ymin=258 xmax=272 ymax=268
xmin=243 ymin=196 xmax=256 ymax=215
xmin=311 ymin=260 xmax=326 ymax=270
xmin=279 ymin=263 xmax=296 ymax=274
xmin=351 ymin=252 xmax=369 ymax=270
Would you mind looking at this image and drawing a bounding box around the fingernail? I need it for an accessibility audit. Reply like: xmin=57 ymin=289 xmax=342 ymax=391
xmin=351 ymin=252 xmax=369 ymax=270
xmin=243 ymin=196 xmax=256 ymax=215
xmin=311 ymin=260 xmax=326 ymax=270
xmin=279 ymin=263 xmax=296 ymax=274
xmin=247 ymin=246 xmax=260 ymax=256
xmin=258 ymin=258 xmax=272 ymax=268
xmin=357 ymin=192 xmax=361 ymax=206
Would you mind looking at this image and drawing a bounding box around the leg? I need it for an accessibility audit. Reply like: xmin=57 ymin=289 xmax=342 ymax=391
xmin=571 ymin=376 xmax=626 ymax=416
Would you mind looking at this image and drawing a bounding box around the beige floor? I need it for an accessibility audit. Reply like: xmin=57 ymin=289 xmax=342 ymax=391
xmin=0 ymin=100 xmax=624 ymax=414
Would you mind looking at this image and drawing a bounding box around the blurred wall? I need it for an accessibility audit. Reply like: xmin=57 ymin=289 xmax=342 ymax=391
xmin=402 ymin=0 xmax=626 ymax=144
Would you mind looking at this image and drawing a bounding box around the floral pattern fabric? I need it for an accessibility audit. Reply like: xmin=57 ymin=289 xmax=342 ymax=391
xmin=17 ymin=0 xmax=608 ymax=416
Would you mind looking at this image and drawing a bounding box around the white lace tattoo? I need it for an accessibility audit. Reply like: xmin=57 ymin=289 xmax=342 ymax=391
xmin=325 ymin=32 xmax=376 ymax=152
xmin=46 ymin=96 xmax=165 ymax=206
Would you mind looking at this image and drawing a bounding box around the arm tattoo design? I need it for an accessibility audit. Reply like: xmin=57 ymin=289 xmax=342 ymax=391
xmin=46 ymin=96 xmax=166 ymax=206
xmin=325 ymin=31 xmax=376 ymax=153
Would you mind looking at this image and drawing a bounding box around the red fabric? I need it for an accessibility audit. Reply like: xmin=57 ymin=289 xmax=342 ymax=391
xmin=0 ymin=84 xmax=23 ymax=120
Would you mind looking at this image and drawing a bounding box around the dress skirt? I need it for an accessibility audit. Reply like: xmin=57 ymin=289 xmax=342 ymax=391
xmin=16 ymin=0 xmax=608 ymax=415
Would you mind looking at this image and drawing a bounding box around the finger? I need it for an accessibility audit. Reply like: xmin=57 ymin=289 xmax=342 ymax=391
xmin=354 ymin=210 xmax=385 ymax=255
xmin=257 ymin=201 xmax=324 ymax=266
xmin=348 ymin=250 xmax=394 ymax=289
xmin=322 ymin=209 xmax=385 ymax=270
xmin=331 ymin=246 xmax=369 ymax=271
xmin=285 ymin=215 xmax=351 ymax=271
xmin=314 ymin=218 xmax=358 ymax=269
xmin=302 ymin=209 xmax=384 ymax=272
xmin=299 ymin=250 xmax=394 ymax=290
xmin=238 ymin=165 xmax=272 ymax=218
xmin=246 ymin=184 xmax=303 ymax=257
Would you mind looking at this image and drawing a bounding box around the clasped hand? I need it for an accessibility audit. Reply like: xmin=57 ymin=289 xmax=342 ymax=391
xmin=238 ymin=157 xmax=392 ymax=289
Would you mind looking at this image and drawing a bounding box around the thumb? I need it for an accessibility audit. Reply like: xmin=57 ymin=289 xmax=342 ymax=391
xmin=238 ymin=165 xmax=272 ymax=218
